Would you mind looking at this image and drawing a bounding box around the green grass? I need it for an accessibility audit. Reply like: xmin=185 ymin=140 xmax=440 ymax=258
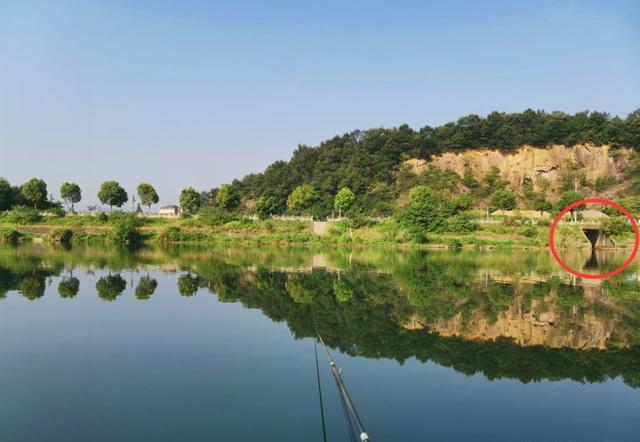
xmin=0 ymin=212 xmax=605 ymax=249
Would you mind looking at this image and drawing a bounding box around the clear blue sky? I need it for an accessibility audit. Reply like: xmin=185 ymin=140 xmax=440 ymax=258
xmin=1 ymin=0 xmax=639 ymax=208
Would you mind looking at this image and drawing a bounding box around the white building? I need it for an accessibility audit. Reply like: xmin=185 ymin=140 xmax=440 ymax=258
xmin=159 ymin=205 xmax=180 ymax=217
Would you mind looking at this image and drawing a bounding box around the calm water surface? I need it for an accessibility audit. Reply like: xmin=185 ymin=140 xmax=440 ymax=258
xmin=1 ymin=244 xmax=639 ymax=442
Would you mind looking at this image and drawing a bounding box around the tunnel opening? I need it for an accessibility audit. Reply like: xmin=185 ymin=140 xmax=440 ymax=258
xmin=583 ymin=228 xmax=600 ymax=248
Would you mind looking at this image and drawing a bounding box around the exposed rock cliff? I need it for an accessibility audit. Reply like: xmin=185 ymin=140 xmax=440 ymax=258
xmin=405 ymin=144 xmax=634 ymax=195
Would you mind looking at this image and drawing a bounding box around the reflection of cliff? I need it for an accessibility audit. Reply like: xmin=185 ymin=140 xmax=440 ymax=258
xmin=404 ymin=284 xmax=637 ymax=350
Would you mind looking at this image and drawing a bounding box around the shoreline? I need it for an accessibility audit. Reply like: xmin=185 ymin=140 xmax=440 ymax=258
xmin=1 ymin=221 xmax=636 ymax=251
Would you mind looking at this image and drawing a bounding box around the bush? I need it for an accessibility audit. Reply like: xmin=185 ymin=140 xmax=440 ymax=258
xmin=490 ymin=189 xmax=517 ymax=211
xmin=158 ymin=226 xmax=182 ymax=243
xmin=97 ymin=212 xmax=108 ymax=223
xmin=601 ymin=217 xmax=632 ymax=237
xmin=447 ymin=238 xmax=463 ymax=249
xmin=8 ymin=206 xmax=41 ymax=225
xmin=447 ymin=213 xmax=477 ymax=233
xmin=47 ymin=203 xmax=66 ymax=218
xmin=594 ymin=175 xmax=617 ymax=192
xmin=398 ymin=201 xmax=446 ymax=234
xmin=110 ymin=214 xmax=142 ymax=244
xmin=198 ymin=206 xmax=237 ymax=226
xmin=0 ymin=228 xmax=20 ymax=243
xmin=400 ymin=226 xmax=429 ymax=244
xmin=50 ymin=228 xmax=73 ymax=243
xmin=345 ymin=214 xmax=375 ymax=229
xmin=519 ymin=225 xmax=537 ymax=238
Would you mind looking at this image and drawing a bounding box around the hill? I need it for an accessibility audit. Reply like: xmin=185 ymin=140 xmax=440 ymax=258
xmin=226 ymin=109 xmax=640 ymax=218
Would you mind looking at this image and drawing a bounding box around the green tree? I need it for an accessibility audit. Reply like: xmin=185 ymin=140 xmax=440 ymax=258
xmin=462 ymin=164 xmax=480 ymax=189
xmin=98 ymin=181 xmax=128 ymax=210
xmin=0 ymin=177 xmax=14 ymax=211
xmin=180 ymin=187 xmax=201 ymax=215
xmin=533 ymin=195 xmax=552 ymax=216
xmin=287 ymin=185 xmax=316 ymax=214
xmin=484 ymin=166 xmax=507 ymax=189
xmin=255 ymin=196 xmax=278 ymax=219
xmin=443 ymin=194 xmax=474 ymax=216
xmin=137 ymin=183 xmax=159 ymax=213
xmin=399 ymin=186 xmax=446 ymax=239
xmin=490 ymin=189 xmax=517 ymax=211
xmin=111 ymin=214 xmax=142 ymax=244
xmin=408 ymin=185 xmax=437 ymax=206
xmin=558 ymin=191 xmax=584 ymax=221
xmin=334 ymin=187 xmax=356 ymax=217
xmin=21 ymin=178 xmax=47 ymax=210
xmin=60 ymin=182 xmax=82 ymax=212
xmin=215 ymin=184 xmax=240 ymax=210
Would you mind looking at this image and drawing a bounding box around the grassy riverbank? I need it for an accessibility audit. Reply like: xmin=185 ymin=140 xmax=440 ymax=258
xmin=0 ymin=213 xmax=636 ymax=249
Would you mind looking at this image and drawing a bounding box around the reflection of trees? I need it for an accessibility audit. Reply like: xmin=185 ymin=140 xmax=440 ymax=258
xmin=177 ymin=274 xmax=200 ymax=297
xmin=96 ymin=274 xmax=127 ymax=301
xmin=135 ymin=276 xmax=158 ymax=300
xmin=19 ymin=274 xmax=46 ymax=300
xmin=58 ymin=277 xmax=80 ymax=298
xmin=189 ymin=261 xmax=640 ymax=388
xmin=1 ymin=243 xmax=640 ymax=387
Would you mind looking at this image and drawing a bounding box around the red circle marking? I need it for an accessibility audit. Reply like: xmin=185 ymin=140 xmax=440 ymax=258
xmin=548 ymin=198 xmax=640 ymax=279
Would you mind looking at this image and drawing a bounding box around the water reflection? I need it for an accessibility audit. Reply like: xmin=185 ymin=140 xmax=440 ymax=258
xmin=1 ymin=244 xmax=639 ymax=388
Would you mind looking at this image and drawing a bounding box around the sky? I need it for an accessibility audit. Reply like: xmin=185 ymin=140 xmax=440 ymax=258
xmin=1 ymin=0 xmax=639 ymax=209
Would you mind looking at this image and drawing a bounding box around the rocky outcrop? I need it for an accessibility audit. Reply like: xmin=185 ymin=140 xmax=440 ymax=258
xmin=405 ymin=144 xmax=634 ymax=194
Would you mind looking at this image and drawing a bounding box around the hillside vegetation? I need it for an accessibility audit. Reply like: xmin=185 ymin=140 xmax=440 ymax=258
xmin=228 ymin=109 xmax=640 ymax=217
xmin=2 ymin=109 xmax=640 ymax=247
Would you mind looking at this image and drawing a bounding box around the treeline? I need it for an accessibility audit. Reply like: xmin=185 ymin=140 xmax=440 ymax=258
xmin=0 ymin=177 xmax=160 ymax=214
xmin=228 ymin=109 xmax=640 ymax=217
xmin=3 ymin=109 xmax=640 ymax=221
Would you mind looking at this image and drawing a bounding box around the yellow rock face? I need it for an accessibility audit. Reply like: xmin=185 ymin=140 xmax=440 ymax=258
xmin=405 ymin=144 xmax=633 ymax=195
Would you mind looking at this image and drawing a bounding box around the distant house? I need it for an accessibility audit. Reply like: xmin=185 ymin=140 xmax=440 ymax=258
xmin=159 ymin=205 xmax=180 ymax=217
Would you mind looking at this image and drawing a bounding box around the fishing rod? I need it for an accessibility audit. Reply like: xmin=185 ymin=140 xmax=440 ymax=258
xmin=316 ymin=330 xmax=371 ymax=442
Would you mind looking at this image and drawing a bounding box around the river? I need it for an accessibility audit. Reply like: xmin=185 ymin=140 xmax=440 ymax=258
xmin=0 ymin=244 xmax=639 ymax=441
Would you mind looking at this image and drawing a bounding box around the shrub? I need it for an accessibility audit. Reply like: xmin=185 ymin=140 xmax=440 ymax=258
xmin=447 ymin=213 xmax=477 ymax=233
xmin=594 ymin=175 xmax=617 ymax=192
xmin=519 ymin=225 xmax=537 ymax=238
xmin=601 ymin=217 xmax=631 ymax=237
xmin=0 ymin=228 xmax=20 ymax=243
xmin=158 ymin=226 xmax=182 ymax=243
xmin=345 ymin=214 xmax=375 ymax=229
xmin=50 ymin=228 xmax=73 ymax=243
xmin=443 ymin=194 xmax=474 ymax=216
xmin=48 ymin=203 xmax=66 ymax=218
xmin=537 ymin=218 xmax=551 ymax=227
xmin=96 ymin=212 xmax=108 ymax=223
xmin=8 ymin=206 xmax=41 ymax=225
xmin=198 ymin=206 xmax=237 ymax=226
xmin=110 ymin=214 xmax=142 ymax=244
xmin=490 ymin=189 xmax=517 ymax=211
xmin=263 ymin=220 xmax=275 ymax=232
xmin=447 ymin=238 xmax=463 ymax=249
xmin=398 ymin=201 xmax=446 ymax=234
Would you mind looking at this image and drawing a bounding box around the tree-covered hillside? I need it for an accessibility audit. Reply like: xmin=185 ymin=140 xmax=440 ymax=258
xmin=228 ymin=109 xmax=640 ymax=217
